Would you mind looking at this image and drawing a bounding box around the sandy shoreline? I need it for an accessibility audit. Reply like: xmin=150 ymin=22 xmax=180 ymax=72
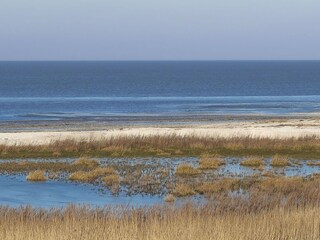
xmin=1 ymin=118 xmax=320 ymax=145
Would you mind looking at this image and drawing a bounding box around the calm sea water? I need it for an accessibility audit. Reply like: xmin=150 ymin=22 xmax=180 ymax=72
xmin=1 ymin=61 xmax=320 ymax=121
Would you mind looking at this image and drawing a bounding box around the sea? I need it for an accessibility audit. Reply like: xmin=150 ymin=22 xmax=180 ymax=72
xmin=1 ymin=61 xmax=320 ymax=121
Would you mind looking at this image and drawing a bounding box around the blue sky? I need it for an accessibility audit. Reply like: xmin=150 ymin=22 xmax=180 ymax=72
xmin=0 ymin=0 xmax=319 ymax=60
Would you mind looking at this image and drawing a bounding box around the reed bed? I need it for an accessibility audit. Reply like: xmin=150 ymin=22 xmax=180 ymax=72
xmin=0 ymin=203 xmax=319 ymax=240
xmin=0 ymin=160 xmax=99 ymax=173
xmin=2 ymin=135 xmax=320 ymax=158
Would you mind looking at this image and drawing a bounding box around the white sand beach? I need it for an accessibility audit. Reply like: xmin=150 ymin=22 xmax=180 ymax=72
xmin=1 ymin=118 xmax=320 ymax=145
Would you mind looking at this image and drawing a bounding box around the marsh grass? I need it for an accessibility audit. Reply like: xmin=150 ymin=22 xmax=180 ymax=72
xmin=173 ymin=184 xmax=195 ymax=197
xmin=175 ymin=164 xmax=200 ymax=177
xmin=69 ymin=167 xmax=116 ymax=183
xmin=196 ymin=179 xmax=240 ymax=194
xmin=0 ymin=204 xmax=319 ymax=240
xmin=164 ymin=194 xmax=176 ymax=203
xmin=0 ymin=156 xmax=319 ymax=239
xmin=26 ymin=170 xmax=47 ymax=182
xmin=3 ymin=135 xmax=320 ymax=158
xmin=0 ymin=159 xmax=99 ymax=173
xmin=240 ymin=156 xmax=264 ymax=168
xmin=104 ymin=174 xmax=120 ymax=187
xmin=73 ymin=158 xmax=99 ymax=168
xmin=271 ymin=155 xmax=290 ymax=167
xmin=92 ymin=167 xmax=116 ymax=176
xmin=199 ymin=155 xmax=225 ymax=169
xmin=68 ymin=171 xmax=97 ymax=182
xmin=307 ymin=161 xmax=320 ymax=166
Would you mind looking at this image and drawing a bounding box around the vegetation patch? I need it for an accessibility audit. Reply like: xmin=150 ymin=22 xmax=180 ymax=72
xmin=199 ymin=155 xmax=225 ymax=169
xmin=240 ymin=156 xmax=264 ymax=168
xmin=69 ymin=171 xmax=97 ymax=183
xmin=73 ymin=158 xmax=99 ymax=168
xmin=26 ymin=170 xmax=47 ymax=182
xmin=2 ymin=135 xmax=320 ymax=158
xmin=175 ymin=164 xmax=200 ymax=177
xmin=164 ymin=194 xmax=176 ymax=203
xmin=0 ymin=204 xmax=319 ymax=240
xmin=173 ymin=184 xmax=195 ymax=197
xmin=271 ymin=155 xmax=290 ymax=167
xmin=307 ymin=161 xmax=320 ymax=166
xmin=104 ymin=174 xmax=120 ymax=187
xmin=196 ymin=179 xmax=240 ymax=194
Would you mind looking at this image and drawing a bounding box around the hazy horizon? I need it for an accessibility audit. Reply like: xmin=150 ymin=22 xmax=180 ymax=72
xmin=1 ymin=0 xmax=319 ymax=61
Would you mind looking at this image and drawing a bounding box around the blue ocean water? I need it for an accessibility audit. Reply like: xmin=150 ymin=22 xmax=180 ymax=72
xmin=1 ymin=61 xmax=320 ymax=121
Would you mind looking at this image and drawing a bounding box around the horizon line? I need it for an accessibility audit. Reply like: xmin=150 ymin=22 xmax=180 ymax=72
xmin=0 ymin=59 xmax=320 ymax=62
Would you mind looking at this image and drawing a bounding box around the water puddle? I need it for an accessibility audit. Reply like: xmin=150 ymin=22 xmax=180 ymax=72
xmin=0 ymin=174 xmax=162 ymax=208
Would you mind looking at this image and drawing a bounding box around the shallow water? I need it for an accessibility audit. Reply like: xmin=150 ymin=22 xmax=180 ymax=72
xmin=0 ymin=174 xmax=162 ymax=208
xmin=0 ymin=157 xmax=319 ymax=208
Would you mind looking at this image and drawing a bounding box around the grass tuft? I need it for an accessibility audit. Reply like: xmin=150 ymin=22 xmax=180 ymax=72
xmin=26 ymin=170 xmax=47 ymax=182
xmin=73 ymin=158 xmax=99 ymax=168
xmin=173 ymin=184 xmax=195 ymax=197
xmin=175 ymin=164 xmax=200 ymax=177
xmin=69 ymin=171 xmax=97 ymax=182
xmin=91 ymin=167 xmax=116 ymax=176
xmin=271 ymin=155 xmax=290 ymax=167
xmin=307 ymin=161 xmax=320 ymax=166
xmin=104 ymin=174 xmax=120 ymax=187
xmin=199 ymin=155 xmax=225 ymax=169
xmin=164 ymin=194 xmax=176 ymax=203
xmin=240 ymin=156 xmax=264 ymax=168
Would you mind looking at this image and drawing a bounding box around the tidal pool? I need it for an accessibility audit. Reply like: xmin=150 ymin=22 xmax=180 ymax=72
xmin=0 ymin=157 xmax=319 ymax=208
xmin=0 ymin=174 xmax=163 ymax=208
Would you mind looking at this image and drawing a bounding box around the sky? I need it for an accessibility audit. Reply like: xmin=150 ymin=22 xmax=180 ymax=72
xmin=0 ymin=0 xmax=319 ymax=61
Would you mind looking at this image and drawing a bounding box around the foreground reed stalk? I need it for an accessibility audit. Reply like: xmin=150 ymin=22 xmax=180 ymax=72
xmin=0 ymin=205 xmax=319 ymax=240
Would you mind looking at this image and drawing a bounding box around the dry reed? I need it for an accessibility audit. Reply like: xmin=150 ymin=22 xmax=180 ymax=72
xmin=199 ymin=155 xmax=225 ymax=169
xmin=175 ymin=164 xmax=200 ymax=177
xmin=0 ymin=204 xmax=319 ymax=240
xmin=271 ymin=155 xmax=290 ymax=167
xmin=26 ymin=170 xmax=47 ymax=182
xmin=2 ymin=135 xmax=320 ymax=158
xmin=104 ymin=174 xmax=120 ymax=187
xmin=240 ymin=156 xmax=264 ymax=168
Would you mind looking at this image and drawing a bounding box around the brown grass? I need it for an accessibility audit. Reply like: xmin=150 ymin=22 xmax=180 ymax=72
xmin=173 ymin=184 xmax=195 ymax=197
xmin=91 ymin=167 xmax=116 ymax=176
xmin=2 ymin=135 xmax=320 ymax=158
xmin=175 ymin=164 xmax=200 ymax=177
xmin=73 ymin=158 xmax=99 ymax=168
xmin=0 ymin=161 xmax=99 ymax=173
xmin=164 ymin=194 xmax=176 ymax=203
xmin=307 ymin=161 xmax=320 ymax=166
xmin=26 ymin=170 xmax=47 ymax=182
xmin=199 ymin=155 xmax=225 ymax=169
xmin=2 ymin=166 xmax=320 ymax=239
xmin=69 ymin=171 xmax=97 ymax=183
xmin=240 ymin=156 xmax=264 ymax=168
xmin=68 ymin=166 xmax=116 ymax=183
xmin=271 ymin=155 xmax=290 ymax=167
xmin=196 ymin=179 xmax=240 ymax=194
xmin=0 ymin=204 xmax=319 ymax=240
xmin=104 ymin=174 xmax=120 ymax=187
